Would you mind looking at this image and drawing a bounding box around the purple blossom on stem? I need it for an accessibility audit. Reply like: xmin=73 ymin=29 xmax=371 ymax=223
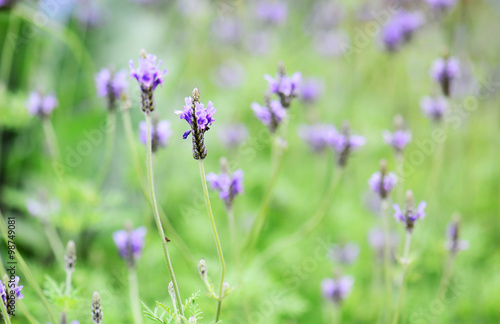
xmin=298 ymin=124 xmax=337 ymax=153
xmin=383 ymin=116 xmax=412 ymax=153
xmin=264 ymin=63 xmax=301 ymax=108
xmin=445 ymin=216 xmax=469 ymax=253
xmin=26 ymin=92 xmax=58 ymax=118
xmin=321 ymin=276 xmax=354 ymax=304
xmin=95 ymin=68 xmax=128 ymax=110
xmin=255 ymin=1 xmax=288 ymax=25
xmin=393 ymin=190 xmax=426 ymax=232
xmin=431 ymin=57 xmax=460 ymax=97
xmin=218 ymin=123 xmax=249 ymax=149
xmin=139 ymin=119 xmax=172 ymax=153
xmin=420 ymin=95 xmax=448 ymax=121
xmin=368 ymin=160 xmax=397 ymax=199
xmin=329 ymin=243 xmax=360 ymax=265
xmin=251 ymin=98 xmax=286 ymax=133
xmin=113 ymin=226 xmax=146 ymax=267
xmin=330 ymin=122 xmax=365 ymax=167
xmin=207 ymin=159 xmax=244 ymax=209
xmin=382 ymin=10 xmax=424 ymax=51
xmin=1 ymin=276 xmax=23 ymax=312
xmin=299 ymin=78 xmax=324 ymax=104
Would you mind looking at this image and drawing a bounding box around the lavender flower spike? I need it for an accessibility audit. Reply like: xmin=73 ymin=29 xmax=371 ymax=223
xmin=26 ymin=91 xmax=58 ymax=118
xmin=129 ymin=50 xmax=167 ymax=112
xmin=383 ymin=115 xmax=412 ymax=153
xmin=91 ymin=291 xmax=103 ymax=324
xmin=421 ymin=95 xmax=448 ymax=122
xmin=369 ymin=160 xmax=397 ymax=199
xmin=298 ymin=123 xmax=337 ymax=153
xmin=95 ymin=68 xmax=128 ymax=110
xmin=139 ymin=119 xmax=172 ymax=153
xmin=113 ymin=225 xmax=147 ymax=268
xmin=264 ymin=62 xmax=301 ymax=108
xmin=330 ymin=122 xmax=366 ymax=167
xmin=329 ymin=242 xmax=360 ymax=265
xmin=176 ymin=88 xmax=216 ymax=160
xmin=445 ymin=215 xmax=469 ymax=254
xmin=393 ymin=190 xmax=426 ymax=232
xmin=206 ymin=158 xmax=244 ymax=210
xmin=251 ymin=96 xmax=286 ymax=133
xmin=431 ymin=56 xmax=460 ymax=97
xmin=321 ymin=276 xmax=354 ymax=304
xmin=299 ymin=78 xmax=324 ymax=104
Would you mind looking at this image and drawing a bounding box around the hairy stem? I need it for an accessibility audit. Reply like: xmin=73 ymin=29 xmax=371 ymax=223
xmin=393 ymin=232 xmax=412 ymax=324
xmin=129 ymin=267 xmax=143 ymax=324
xmin=199 ymin=160 xmax=226 ymax=322
xmin=144 ymin=113 xmax=183 ymax=316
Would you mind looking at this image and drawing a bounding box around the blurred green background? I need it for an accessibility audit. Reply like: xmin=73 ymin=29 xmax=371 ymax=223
xmin=1 ymin=0 xmax=500 ymax=323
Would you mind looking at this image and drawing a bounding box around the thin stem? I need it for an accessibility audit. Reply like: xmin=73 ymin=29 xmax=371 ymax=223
xmin=381 ymin=199 xmax=392 ymax=315
xmin=395 ymin=153 xmax=404 ymax=203
xmin=42 ymin=223 xmax=65 ymax=267
xmin=128 ymin=267 xmax=143 ymax=324
xmin=0 ymin=12 xmax=20 ymax=84
xmin=144 ymin=113 xmax=184 ymax=316
xmin=198 ymin=160 xmax=226 ymax=323
xmin=42 ymin=118 xmax=60 ymax=161
xmin=0 ymin=211 xmax=57 ymax=322
xmin=392 ymin=232 xmax=412 ymax=324
xmin=244 ymin=137 xmax=285 ymax=251
xmin=0 ymin=295 xmax=12 ymax=324
xmin=436 ymin=253 xmax=456 ymax=301
xmin=65 ymin=270 xmax=72 ymax=296
xmin=95 ymin=110 xmax=117 ymax=187
xmin=18 ymin=302 xmax=39 ymax=324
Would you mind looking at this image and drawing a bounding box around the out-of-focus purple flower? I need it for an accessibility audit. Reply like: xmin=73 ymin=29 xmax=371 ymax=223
xmin=368 ymin=161 xmax=397 ymax=199
xmin=298 ymin=124 xmax=337 ymax=152
xmin=251 ymin=99 xmax=286 ymax=133
xmin=75 ymin=0 xmax=101 ymax=27
xmin=329 ymin=243 xmax=360 ymax=265
xmin=26 ymin=92 xmax=58 ymax=118
xmin=431 ymin=57 xmax=460 ymax=97
xmin=207 ymin=167 xmax=244 ymax=209
xmin=129 ymin=53 xmax=166 ymax=92
xmin=382 ymin=10 xmax=424 ymax=51
xmin=113 ymin=226 xmax=146 ymax=267
xmin=264 ymin=63 xmax=301 ymax=108
xmin=393 ymin=190 xmax=426 ymax=232
xmin=445 ymin=217 xmax=469 ymax=253
xmin=368 ymin=228 xmax=399 ymax=262
xmin=426 ymin=0 xmax=456 ymax=11
xmin=244 ymin=31 xmax=270 ymax=56
xmin=383 ymin=130 xmax=412 ymax=152
xmin=26 ymin=193 xmax=60 ymax=222
xmin=211 ymin=60 xmax=245 ymax=89
xmin=313 ymin=30 xmax=350 ymax=57
xmin=211 ymin=18 xmax=242 ymax=44
xmin=95 ymin=69 xmax=128 ymax=109
xmin=218 ymin=124 xmax=248 ymax=149
xmin=420 ymin=95 xmax=448 ymax=121
xmin=256 ymin=1 xmax=288 ymax=25
xmin=304 ymin=1 xmax=345 ymax=33
xmin=299 ymin=78 xmax=324 ymax=104
xmin=330 ymin=122 xmax=365 ymax=167
xmin=139 ymin=119 xmax=172 ymax=152
xmin=321 ymin=276 xmax=354 ymax=304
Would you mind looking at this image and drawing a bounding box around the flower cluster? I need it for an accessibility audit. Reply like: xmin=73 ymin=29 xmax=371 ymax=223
xmin=207 ymin=158 xmax=244 ymax=209
xmin=112 ymin=226 xmax=147 ymax=267
xmin=368 ymin=160 xmax=397 ymax=200
xmin=251 ymin=97 xmax=286 ymax=133
xmin=431 ymin=56 xmax=460 ymax=97
xmin=176 ymin=88 xmax=216 ymax=160
xmin=255 ymin=1 xmax=288 ymax=25
xmin=26 ymin=91 xmax=58 ymax=118
xmin=382 ymin=10 xmax=424 ymax=52
xmin=139 ymin=119 xmax=172 ymax=153
xmin=445 ymin=216 xmax=469 ymax=254
xmin=91 ymin=291 xmax=103 ymax=324
xmin=420 ymin=95 xmax=448 ymax=121
xmin=1 ymin=276 xmax=23 ymax=312
xmin=129 ymin=51 xmax=167 ymax=112
xmin=331 ymin=122 xmax=366 ymax=167
xmin=383 ymin=115 xmax=412 ymax=153
xmin=298 ymin=124 xmax=337 ymax=152
xmin=299 ymin=77 xmax=324 ymax=104
xmin=393 ymin=191 xmax=427 ymax=232
xmin=264 ymin=63 xmax=301 ymax=108
xmin=321 ymin=276 xmax=354 ymax=304
xmin=95 ymin=68 xmax=128 ymax=110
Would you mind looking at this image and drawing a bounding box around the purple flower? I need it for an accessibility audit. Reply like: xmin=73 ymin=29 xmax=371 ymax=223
xmin=299 ymin=78 xmax=324 ymax=104
xmin=206 ymin=169 xmax=244 ymax=209
xmin=369 ymin=170 xmax=397 ymax=199
xmin=26 ymin=92 xmax=58 ymax=118
xmin=264 ymin=64 xmax=301 ymax=107
xmin=298 ymin=124 xmax=337 ymax=152
xmin=426 ymin=0 xmax=456 ymax=11
xmin=393 ymin=191 xmax=426 ymax=232
xmin=129 ymin=53 xmax=167 ymax=92
xmin=313 ymin=30 xmax=350 ymax=57
xmin=256 ymin=1 xmax=288 ymax=25
xmin=445 ymin=218 xmax=469 ymax=253
xmin=218 ymin=123 xmax=249 ymax=149
xmin=368 ymin=228 xmax=399 ymax=262
xmin=139 ymin=119 xmax=172 ymax=152
xmin=383 ymin=129 xmax=412 ymax=152
xmin=431 ymin=57 xmax=460 ymax=96
xmin=329 ymin=243 xmax=360 ymax=265
xmin=95 ymin=69 xmax=128 ymax=106
xmin=420 ymin=95 xmax=448 ymax=121
xmin=251 ymin=99 xmax=286 ymax=133
xmin=1 ymin=276 xmax=24 ymax=308
xmin=382 ymin=10 xmax=424 ymax=51
xmin=330 ymin=123 xmax=365 ymax=167
xmin=113 ymin=226 xmax=146 ymax=267
xmin=321 ymin=276 xmax=354 ymax=304
xmin=211 ymin=18 xmax=242 ymax=44
xmin=75 ymin=0 xmax=101 ymax=27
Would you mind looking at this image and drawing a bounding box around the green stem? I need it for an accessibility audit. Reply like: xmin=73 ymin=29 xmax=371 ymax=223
xmin=198 ymin=160 xmax=226 ymax=323
xmin=0 ymin=12 xmax=20 ymax=85
xmin=18 ymin=302 xmax=39 ymax=324
xmin=244 ymin=137 xmax=285 ymax=251
xmin=65 ymin=269 xmax=72 ymax=296
xmin=381 ymin=199 xmax=392 ymax=316
xmin=42 ymin=118 xmax=60 ymax=161
xmin=392 ymin=232 xmax=412 ymax=324
xmin=395 ymin=153 xmax=404 ymax=203
xmin=436 ymin=253 xmax=456 ymax=301
xmin=129 ymin=267 xmax=143 ymax=324
xmin=42 ymin=223 xmax=65 ymax=267
xmin=95 ymin=110 xmax=117 ymax=187
xmin=0 ymin=211 xmax=57 ymax=322
xmin=0 ymin=295 xmax=12 ymax=324
xmin=144 ymin=113 xmax=183 ymax=316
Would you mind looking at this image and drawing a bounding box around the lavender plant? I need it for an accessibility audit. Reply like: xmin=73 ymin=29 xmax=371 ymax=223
xmin=431 ymin=55 xmax=460 ymax=97
xmin=91 ymin=291 xmax=103 ymax=324
xmin=420 ymin=95 xmax=449 ymax=122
